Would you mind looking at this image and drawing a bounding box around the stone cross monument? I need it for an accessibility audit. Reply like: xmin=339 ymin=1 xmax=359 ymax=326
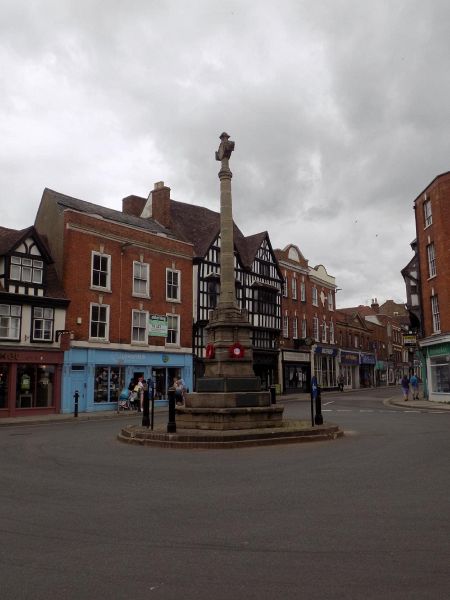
xmin=175 ymin=132 xmax=284 ymax=430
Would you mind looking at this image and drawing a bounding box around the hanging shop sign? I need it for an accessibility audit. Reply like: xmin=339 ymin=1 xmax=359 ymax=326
xmin=403 ymin=335 xmax=417 ymax=347
xmin=360 ymin=353 xmax=376 ymax=365
xmin=149 ymin=314 xmax=168 ymax=337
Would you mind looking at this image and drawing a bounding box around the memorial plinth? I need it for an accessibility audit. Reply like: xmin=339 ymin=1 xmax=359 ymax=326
xmin=176 ymin=132 xmax=284 ymax=431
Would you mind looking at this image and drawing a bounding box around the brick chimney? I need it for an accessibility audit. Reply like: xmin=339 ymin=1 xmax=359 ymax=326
xmin=146 ymin=181 xmax=172 ymax=228
xmin=371 ymin=298 xmax=379 ymax=312
xmin=122 ymin=195 xmax=146 ymax=217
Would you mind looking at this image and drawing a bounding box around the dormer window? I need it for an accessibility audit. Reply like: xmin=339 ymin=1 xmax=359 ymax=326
xmin=10 ymin=256 xmax=43 ymax=284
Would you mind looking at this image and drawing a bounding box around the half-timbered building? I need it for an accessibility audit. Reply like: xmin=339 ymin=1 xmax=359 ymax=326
xmin=122 ymin=182 xmax=283 ymax=389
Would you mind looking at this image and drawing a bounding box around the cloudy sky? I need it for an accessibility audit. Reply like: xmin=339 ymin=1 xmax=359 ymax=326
xmin=1 ymin=0 xmax=449 ymax=307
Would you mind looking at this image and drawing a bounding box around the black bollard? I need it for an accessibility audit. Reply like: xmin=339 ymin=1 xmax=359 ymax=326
xmin=150 ymin=386 xmax=155 ymax=431
xmin=269 ymin=385 xmax=276 ymax=404
xmin=314 ymin=386 xmax=323 ymax=425
xmin=167 ymin=387 xmax=176 ymax=433
xmin=74 ymin=391 xmax=79 ymax=418
xmin=142 ymin=391 xmax=150 ymax=428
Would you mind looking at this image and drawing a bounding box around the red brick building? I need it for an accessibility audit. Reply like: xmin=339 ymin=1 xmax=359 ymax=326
xmin=403 ymin=171 xmax=450 ymax=401
xmin=275 ymin=244 xmax=338 ymax=392
xmin=34 ymin=188 xmax=193 ymax=412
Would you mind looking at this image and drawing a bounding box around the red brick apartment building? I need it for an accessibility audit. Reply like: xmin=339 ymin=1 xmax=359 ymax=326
xmin=403 ymin=171 xmax=450 ymax=402
xmin=275 ymin=244 xmax=338 ymax=392
xmin=34 ymin=188 xmax=193 ymax=413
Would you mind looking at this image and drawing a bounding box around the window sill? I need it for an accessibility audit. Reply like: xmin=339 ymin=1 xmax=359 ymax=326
xmin=88 ymin=338 xmax=110 ymax=343
xmin=427 ymin=274 xmax=437 ymax=281
xmin=166 ymin=298 xmax=181 ymax=303
xmin=90 ymin=286 xmax=112 ymax=293
xmin=132 ymin=293 xmax=151 ymax=299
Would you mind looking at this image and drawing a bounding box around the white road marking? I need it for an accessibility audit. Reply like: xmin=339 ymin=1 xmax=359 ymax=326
xmin=323 ymin=400 xmax=335 ymax=406
xmin=359 ymin=409 xmax=373 ymax=412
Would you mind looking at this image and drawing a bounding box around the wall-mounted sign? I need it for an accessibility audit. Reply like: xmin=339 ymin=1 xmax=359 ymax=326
xmin=149 ymin=314 xmax=168 ymax=337
xmin=403 ymin=335 xmax=417 ymax=347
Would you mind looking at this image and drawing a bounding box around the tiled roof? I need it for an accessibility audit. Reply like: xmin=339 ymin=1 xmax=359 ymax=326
xmin=42 ymin=188 xmax=176 ymax=238
xmin=0 ymin=226 xmax=33 ymax=255
xmin=167 ymin=199 xmax=267 ymax=269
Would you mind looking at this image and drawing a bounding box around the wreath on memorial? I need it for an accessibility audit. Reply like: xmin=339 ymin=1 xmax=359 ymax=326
xmin=205 ymin=343 xmax=215 ymax=359
xmin=229 ymin=342 xmax=245 ymax=359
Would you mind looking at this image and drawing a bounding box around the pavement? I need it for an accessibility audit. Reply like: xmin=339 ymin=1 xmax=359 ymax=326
xmin=1 ymin=386 xmax=449 ymax=428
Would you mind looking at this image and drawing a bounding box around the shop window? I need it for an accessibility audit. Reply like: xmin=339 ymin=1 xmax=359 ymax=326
xmin=0 ymin=304 xmax=21 ymax=340
xmin=0 ymin=365 xmax=8 ymax=409
xmin=32 ymin=307 xmax=54 ymax=341
xmin=16 ymin=365 xmax=55 ymax=408
xmin=430 ymin=357 xmax=450 ymax=393
xmin=94 ymin=366 xmax=124 ymax=403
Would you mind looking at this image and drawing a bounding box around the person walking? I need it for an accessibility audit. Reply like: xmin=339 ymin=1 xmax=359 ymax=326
xmin=400 ymin=374 xmax=410 ymax=401
xmin=337 ymin=373 xmax=344 ymax=392
xmin=410 ymin=373 xmax=419 ymax=400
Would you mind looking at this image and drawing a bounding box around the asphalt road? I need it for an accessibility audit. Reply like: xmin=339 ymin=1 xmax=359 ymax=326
xmin=1 ymin=388 xmax=449 ymax=600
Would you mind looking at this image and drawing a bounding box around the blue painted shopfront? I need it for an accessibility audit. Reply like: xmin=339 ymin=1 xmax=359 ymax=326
xmin=61 ymin=348 xmax=193 ymax=414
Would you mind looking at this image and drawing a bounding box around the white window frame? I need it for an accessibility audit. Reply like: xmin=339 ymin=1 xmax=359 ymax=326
xmin=426 ymin=243 xmax=436 ymax=278
xmin=291 ymin=277 xmax=297 ymax=300
xmin=312 ymin=286 xmax=318 ymax=306
xmin=0 ymin=304 xmax=21 ymax=340
xmin=166 ymin=313 xmax=180 ymax=345
xmin=293 ymin=316 xmax=298 ymax=339
xmin=431 ymin=295 xmax=441 ymax=333
xmin=91 ymin=252 xmax=111 ymax=291
xmin=283 ymin=276 xmax=288 ymax=298
xmin=10 ymin=256 xmax=43 ymax=284
xmin=131 ymin=309 xmax=148 ymax=343
xmin=89 ymin=303 xmax=109 ymax=341
xmin=302 ymin=317 xmax=307 ymax=338
xmin=300 ymin=282 xmax=306 ymax=302
xmin=424 ymin=199 xmax=432 ymax=228
xmin=327 ymin=291 xmax=334 ymax=311
xmin=283 ymin=315 xmax=289 ymax=338
xmin=166 ymin=268 xmax=181 ymax=302
xmin=32 ymin=307 xmax=54 ymax=341
xmin=321 ymin=322 xmax=327 ymax=343
xmin=132 ymin=261 xmax=150 ymax=297
xmin=313 ymin=316 xmax=319 ymax=341
xmin=329 ymin=321 xmax=335 ymax=344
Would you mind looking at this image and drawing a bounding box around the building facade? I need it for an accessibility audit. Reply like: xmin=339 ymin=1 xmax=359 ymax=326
xmin=0 ymin=226 xmax=69 ymax=418
xmin=275 ymin=244 xmax=338 ymax=392
xmin=34 ymin=188 xmax=194 ymax=413
xmin=123 ymin=182 xmax=283 ymax=390
xmin=404 ymin=171 xmax=450 ymax=402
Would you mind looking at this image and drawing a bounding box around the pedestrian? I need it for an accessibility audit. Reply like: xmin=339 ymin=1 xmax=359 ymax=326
xmin=136 ymin=376 xmax=145 ymax=411
xmin=337 ymin=373 xmax=344 ymax=392
xmin=410 ymin=373 xmax=419 ymax=400
xmin=400 ymin=375 xmax=410 ymax=401
xmin=174 ymin=377 xmax=184 ymax=405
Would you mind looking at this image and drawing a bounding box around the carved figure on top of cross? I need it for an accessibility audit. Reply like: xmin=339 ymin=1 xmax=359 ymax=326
xmin=215 ymin=132 xmax=235 ymax=164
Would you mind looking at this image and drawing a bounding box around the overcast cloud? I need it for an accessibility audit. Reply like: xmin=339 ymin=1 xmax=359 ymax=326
xmin=1 ymin=0 xmax=449 ymax=307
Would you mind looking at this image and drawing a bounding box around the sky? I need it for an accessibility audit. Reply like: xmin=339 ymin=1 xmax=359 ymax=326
xmin=1 ymin=0 xmax=449 ymax=308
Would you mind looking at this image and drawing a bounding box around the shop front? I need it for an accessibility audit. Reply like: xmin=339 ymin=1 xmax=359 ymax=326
xmin=61 ymin=347 xmax=193 ymax=413
xmin=359 ymin=352 xmax=376 ymax=387
xmin=421 ymin=339 xmax=450 ymax=403
xmin=313 ymin=346 xmax=338 ymax=390
xmin=0 ymin=348 xmax=64 ymax=418
xmin=281 ymin=350 xmax=311 ymax=393
xmin=375 ymin=360 xmax=387 ymax=386
xmin=339 ymin=351 xmax=360 ymax=389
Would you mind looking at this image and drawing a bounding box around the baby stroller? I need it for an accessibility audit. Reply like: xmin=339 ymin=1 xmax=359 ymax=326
xmin=118 ymin=388 xmax=132 ymax=411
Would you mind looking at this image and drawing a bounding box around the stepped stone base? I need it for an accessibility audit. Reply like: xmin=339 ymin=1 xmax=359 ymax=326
xmin=176 ymin=404 xmax=284 ymax=431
